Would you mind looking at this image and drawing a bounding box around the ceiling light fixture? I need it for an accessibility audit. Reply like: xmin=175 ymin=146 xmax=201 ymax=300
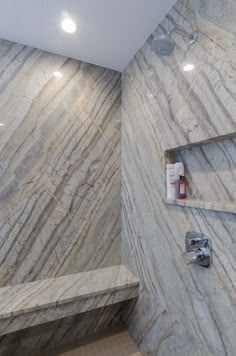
xmin=0 ymin=123 xmax=4 ymax=127
xmin=61 ymin=18 xmax=77 ymax=33
xmin=183 ymin=64 xmax=195 ymax=72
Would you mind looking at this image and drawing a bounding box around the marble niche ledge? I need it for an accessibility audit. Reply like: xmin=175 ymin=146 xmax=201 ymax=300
xmin=165 ymin=131 xmax=236 ymax=152
xmin=0 ymin=265 xmax=139 ymax=336
xmin=164 ymin=198 xmax=236 ymax=214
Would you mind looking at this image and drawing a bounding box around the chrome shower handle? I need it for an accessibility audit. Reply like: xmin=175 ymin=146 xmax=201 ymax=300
xmin=182 ymin=232 xmax=212 ymax=268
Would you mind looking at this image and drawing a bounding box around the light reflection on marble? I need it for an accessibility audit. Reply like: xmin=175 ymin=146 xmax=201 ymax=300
xmin=122 ymin=0 xmax=236 ymax=355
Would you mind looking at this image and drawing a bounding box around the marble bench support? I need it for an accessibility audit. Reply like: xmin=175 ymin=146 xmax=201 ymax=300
xmin=0 ymin=265 xmax=139 ymax=336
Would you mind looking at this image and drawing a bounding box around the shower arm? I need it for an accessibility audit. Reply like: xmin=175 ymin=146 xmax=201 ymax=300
xmin=166 ymin=14 xmax=198 ymax=45
xmin=168 ymin=27 xmax=192 ymax=40
xmin=169 ymin=27 xmax=198 ymax=45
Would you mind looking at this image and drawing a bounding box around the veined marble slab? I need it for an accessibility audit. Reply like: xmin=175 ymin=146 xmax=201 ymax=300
xmin=0 ymin=265 xmax=139 ymax=335
xmin=0 ymin=39 xmax=121 ymax=287
xmin=122 ymin=0 xmax=236 ymax=355
xmin=0 ymin=38 xmax=121 ymax=353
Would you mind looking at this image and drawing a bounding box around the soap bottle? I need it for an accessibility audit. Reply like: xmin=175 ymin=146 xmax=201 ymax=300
xmin=175 ymin=162 xmax=186 ymax=199
xmin=166 ymin=164 xmax=175 ymax=199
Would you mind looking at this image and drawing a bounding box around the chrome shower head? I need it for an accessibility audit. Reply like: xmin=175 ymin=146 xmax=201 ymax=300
xmin=151 ymin=34 xmax=175 ymax=56
xmin=151 ymin=15 xmax=198 ymax=56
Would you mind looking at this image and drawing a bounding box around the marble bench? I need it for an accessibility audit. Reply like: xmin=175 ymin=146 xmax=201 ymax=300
xmin=0 ymin=265 xmax=139 ymax=336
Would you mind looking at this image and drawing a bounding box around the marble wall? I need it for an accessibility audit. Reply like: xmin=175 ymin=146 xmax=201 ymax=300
xmin=122 ymin=0 xmax=236 ymax=355
xmin=0 ymin=39 xmax=121 ymax=286
xmin=0 ymin=39 xmax=121 ymax=353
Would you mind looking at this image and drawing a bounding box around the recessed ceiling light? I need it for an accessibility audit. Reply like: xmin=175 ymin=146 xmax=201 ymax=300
xmin=53 ymin=71 xmax=63 ymax=79
xmin=61 ymin=18 xmax=77 ymax=33
xmin=0 ymin=123 xmax=4 ymax=127
xmin=183 ymin=64 xmax=195 ymax=72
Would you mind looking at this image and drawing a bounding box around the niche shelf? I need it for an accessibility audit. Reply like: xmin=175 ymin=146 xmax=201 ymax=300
xmin=164 ymin=133 xmax=236 ymax=214
xmin=164 ymin=198 xmax=236 ymax=214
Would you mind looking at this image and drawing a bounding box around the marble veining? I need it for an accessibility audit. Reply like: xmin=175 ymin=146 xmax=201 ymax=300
xmin=122 ymin=0 xmax=236 ymax=355
xmin=198 ymin=0 xmax=236 ymax=33
xmin=141 ymin=1 xmax=236 ymax=151
xmin=0 ymin=39 xmax=122 ymax=353
xmin=0 ymin=39 xmax=121 ymax=286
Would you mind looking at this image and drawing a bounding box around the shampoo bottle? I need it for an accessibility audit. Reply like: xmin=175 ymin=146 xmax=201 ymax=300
xmin=175 ymin=162 xmax=186 ymax=199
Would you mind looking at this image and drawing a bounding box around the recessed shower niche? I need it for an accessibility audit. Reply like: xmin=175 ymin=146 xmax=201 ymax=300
xmin=164 ymin=134 xmax=236 ymax=214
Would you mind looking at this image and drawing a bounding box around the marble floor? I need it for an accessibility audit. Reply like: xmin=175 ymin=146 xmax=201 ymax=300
xmin=39 ymin=329 xmax=141 ymax=356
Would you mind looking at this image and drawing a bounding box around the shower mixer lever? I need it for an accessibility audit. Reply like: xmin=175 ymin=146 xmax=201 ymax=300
xmin=182 ymin=232 xmax=212 ymax=268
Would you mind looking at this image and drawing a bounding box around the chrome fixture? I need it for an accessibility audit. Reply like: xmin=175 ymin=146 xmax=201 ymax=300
xmin=182 ymin=231 xmax=212 ymax=268
xmin=151 ymin=14 xmax=198 ymax=56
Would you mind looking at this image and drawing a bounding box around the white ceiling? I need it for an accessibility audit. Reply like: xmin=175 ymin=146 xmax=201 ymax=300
xmin=0 ymin=0 xmax=176 ymax=71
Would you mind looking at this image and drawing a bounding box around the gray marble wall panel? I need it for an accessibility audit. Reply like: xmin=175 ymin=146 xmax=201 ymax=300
xmin=0 ymin=39 xmax=121 ymax=287
xmin=198 ymin=0 xmax=236 ymax=33
xmin=132 ymin=0 xmax=236 ymax=151
xmin=122 ymin=0 xmax=236 ymax=355
xmin=0 ymin=38 xmax=121 ymax=353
